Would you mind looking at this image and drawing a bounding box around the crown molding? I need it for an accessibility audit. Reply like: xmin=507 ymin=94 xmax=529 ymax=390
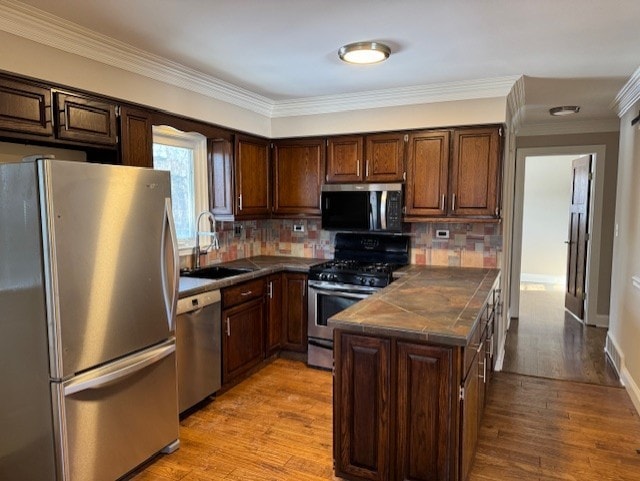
xmin=0 ymin=0 xmax=516 ymax=119
xmin=612 ymin=65 xmax=640 ymax=118
xmin=506 ymin=75 xmax=526 ymax=132
xmin=270 ymin=76 xmax=519 ymax=118
xmin=517 ymin=118 xmax=620 ymax=137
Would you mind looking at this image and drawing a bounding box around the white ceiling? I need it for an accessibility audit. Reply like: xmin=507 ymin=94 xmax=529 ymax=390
xmin=7 ymin=0 xmax=640 ymax=130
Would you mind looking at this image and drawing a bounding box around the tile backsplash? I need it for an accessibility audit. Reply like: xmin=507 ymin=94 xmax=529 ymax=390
xmin=183 ymin=219 xmax=502 ymax=269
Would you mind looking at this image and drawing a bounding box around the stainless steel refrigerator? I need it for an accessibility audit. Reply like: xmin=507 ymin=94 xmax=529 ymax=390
xmin=0 ymin=159 xmax=180 ymax=480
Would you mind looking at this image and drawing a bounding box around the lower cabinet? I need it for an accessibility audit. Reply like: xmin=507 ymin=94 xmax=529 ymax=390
xmin=334 ymin=331 xmax=455 ymax=481
xmin=282 ymin=272 xmax=308 ymax=352
xmin=221 ymin=278 xmax=266 ymax=385
xmin=459 ymin=351 xmax=480 ymax=481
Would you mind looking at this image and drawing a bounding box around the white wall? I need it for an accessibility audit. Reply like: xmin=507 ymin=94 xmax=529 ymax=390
xmin=609 ymin=95 xmax=640 ymax=413
xmin=520 ymin=155 xmax=574 ymax=284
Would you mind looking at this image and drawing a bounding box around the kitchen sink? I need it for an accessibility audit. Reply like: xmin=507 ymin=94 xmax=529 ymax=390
xmin=180 ymin=266 xmax=254 ymax=280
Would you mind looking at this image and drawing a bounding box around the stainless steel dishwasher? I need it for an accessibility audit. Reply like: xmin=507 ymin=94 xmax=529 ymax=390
xmin=176 ymin=289 xmax=222 ymax=413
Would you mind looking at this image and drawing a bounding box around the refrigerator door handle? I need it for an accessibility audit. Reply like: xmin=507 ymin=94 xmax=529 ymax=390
xmin=63 ymin=342 xmax=176 ymax=396
xmin=161 ymin=197 xmax=179 ymax=332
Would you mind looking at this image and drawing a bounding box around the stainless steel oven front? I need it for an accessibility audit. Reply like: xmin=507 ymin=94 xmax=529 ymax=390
xmin=307 ymin=280 xmax=378 ymax=369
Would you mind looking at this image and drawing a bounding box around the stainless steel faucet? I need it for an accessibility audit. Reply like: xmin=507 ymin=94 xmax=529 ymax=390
xmin=194 ymin=210 xmax=219 ymax=269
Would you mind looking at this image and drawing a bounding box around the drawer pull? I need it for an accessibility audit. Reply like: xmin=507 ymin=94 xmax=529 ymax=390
xmin=226 ymin=318 xmax=230 ymax=336
xmin=240 ymin=290 xmax=253 ymax=296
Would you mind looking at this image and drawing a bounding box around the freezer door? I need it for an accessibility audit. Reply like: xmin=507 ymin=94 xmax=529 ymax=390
xmin=52 ymin=339 xmax=179 ymax=481
xmin=39 ymin=160 xmax=179 ymax=379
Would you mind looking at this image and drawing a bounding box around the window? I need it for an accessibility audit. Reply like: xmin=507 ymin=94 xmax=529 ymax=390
xmin=152 ymin=126 xmax=208 ymax=252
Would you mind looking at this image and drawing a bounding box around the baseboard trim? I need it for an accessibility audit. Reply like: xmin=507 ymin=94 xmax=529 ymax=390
xmin=606 ymin=333 xmax=640 ymax=416
xmin=494 ymin=330 xmax=507 ymax=372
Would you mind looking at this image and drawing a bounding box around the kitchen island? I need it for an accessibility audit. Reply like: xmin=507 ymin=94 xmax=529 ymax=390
xmin=329 ymin=266 xmax=501 ymax=481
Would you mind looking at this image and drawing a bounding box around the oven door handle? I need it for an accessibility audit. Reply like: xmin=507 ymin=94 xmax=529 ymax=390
xmin=309 ymin=338 xmax=334 ymax=349
xmin=310 ymin=288 xmax=372 ymax=300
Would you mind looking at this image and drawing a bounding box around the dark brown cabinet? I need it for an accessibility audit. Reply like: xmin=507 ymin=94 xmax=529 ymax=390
xmin=334 ymin=332 xmax=391 ymax=481
xmin=54 ymin=92 xmax=118 ymax=146
xmin=209 ymin=138 xmax=235 ymax=220
xmin=119 ymin=106 xmax=153 ymax=167
xmin=459 ymin=350 xmax=480 ymax=481
xmin=281 ymin=273 xmax=308 ymax=352
xmin=234 ymin=135 xmax=271 ymax=219
xmin=0 ymin=77 xmax=52 ymax=137
xmin=272 ymin=138 xmax=324 ymax=216
xmin=334 ymin=332 xmax=455 ymax=481
xmin=265 ymin=273 xmax=283 ymax=356
xmin=405 ymin=130 xmax=451 ymax=217
xmin=221 ymin=278 xmax=267 ymax=385
xmin=450 ymin=127 xmax=501 ymax=217
xmin=326 ymin=132 xmax=405 ymax=183
xmin=405 ymin=126 xmax=502 ymax=221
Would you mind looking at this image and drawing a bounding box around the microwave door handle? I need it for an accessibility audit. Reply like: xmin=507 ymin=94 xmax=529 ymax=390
xmin=380 ymin=190 xmax=388 ymax=230
xmin=369 ymin=191 xmax=378 ymax=230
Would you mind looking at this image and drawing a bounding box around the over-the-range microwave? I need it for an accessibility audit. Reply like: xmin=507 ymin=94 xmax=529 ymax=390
xmin=321 ymin=183 xmax=403 ymax=232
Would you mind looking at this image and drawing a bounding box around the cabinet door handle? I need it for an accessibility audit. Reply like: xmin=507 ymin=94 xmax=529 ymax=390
xmin=440 ymin=194 xmax=446 ymax=211
xmin=268 ymin=282 xmax=273 ymax=299
xmin=452 ymin=193 xmax=456 ymax=211
xmin=356 ymin=161 xmax=360 ymax=177
xmin=240 ymin=290 xmax=253 ymax=296
xmin=226 ymin=318 xmax=230 ymax=336
xmin=365 ymin=159 xmax=370 ymax=178
xmin=238 ymin=194 xmax=243 ymax=211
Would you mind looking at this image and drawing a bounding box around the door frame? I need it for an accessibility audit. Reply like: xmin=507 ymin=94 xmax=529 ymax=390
xmin=510 ymin=145 xmax=607 ymax=327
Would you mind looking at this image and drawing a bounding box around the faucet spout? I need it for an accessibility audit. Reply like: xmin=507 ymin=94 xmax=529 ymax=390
xmin=194 ymin=210 xmax=219 ymax=269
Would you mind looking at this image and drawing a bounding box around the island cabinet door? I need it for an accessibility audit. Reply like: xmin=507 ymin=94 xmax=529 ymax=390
xmin=396 ymin=342 xmax=454 ymax=481
xmin=459 ymin=356 xmax=480 ymax=481
xmin=334 ymin=333 xmax=391 ymax=481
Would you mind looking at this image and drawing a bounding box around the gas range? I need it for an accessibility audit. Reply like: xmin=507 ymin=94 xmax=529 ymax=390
xmin=309 ymin=260 xmax=399 ymax=288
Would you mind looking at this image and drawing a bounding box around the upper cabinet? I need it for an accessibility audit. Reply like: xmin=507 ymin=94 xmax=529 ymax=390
xmin=54 ymin=92 xmax=118 ymax=146
xmin=405 ymin=126 xmax=502 ymax=221
xmin=0 ymin=77 xmax=53 ymax=138
xmin=450 ymin=127 xmax=501 ymax=218
xmin=272 ymin=138 xmax=325 ymax=216
xmin=234 ymin=135 xmax=271 ymax=219
xmin=209 ymin=137 xmax=235 ymax=220
xmin=326 ymin=132 xmax=405 ymax=183
xmin=119 ymin=106 xmax=153 ymax=167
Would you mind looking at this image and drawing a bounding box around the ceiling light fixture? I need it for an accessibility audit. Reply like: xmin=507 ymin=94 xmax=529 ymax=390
xmin=549 ymin=105 xmax=580 ymax=116
xmin=338 ymin=41 xmax=391 ymax=64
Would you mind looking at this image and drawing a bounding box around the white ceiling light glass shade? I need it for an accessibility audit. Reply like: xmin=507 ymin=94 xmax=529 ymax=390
xmin=338 ymin=42 xmax=391 ymax=64
xmin=549 ymin=105 xmax=581 ymax=116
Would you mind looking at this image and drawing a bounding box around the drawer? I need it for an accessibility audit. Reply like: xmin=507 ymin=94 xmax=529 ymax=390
xmin=463 ymin=321 xmax=481 ymax=379
xmin=223 ymin=277 xmax=266 ymax=308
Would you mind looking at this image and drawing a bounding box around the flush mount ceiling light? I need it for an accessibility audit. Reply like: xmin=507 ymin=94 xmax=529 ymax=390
xmin=338 ymin=41 xmax=391 ymax=64
xmin=549 ymin=105 xmax=581 ymax=116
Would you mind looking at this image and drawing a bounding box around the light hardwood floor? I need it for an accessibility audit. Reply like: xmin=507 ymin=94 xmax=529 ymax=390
xmin=129 ymin=358 xmax=640 ymax=481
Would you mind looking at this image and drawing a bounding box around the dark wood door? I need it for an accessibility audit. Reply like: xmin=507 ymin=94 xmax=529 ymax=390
xmin=0 ymin=77 xmax=52 ymax=137
xmin=265 ymin=273 xmax=283 ymax=356
xmin=365 ymin=133 xmax=405 ymax=182
xmin=326 ymin=136 xmax=364 ymax=183
xmin=272 ymin=139 xmax=325 ymax=216
xmin=396 ymin=342 xmax=453 ymax=481
xmin=282 ymin=273 xmax=308 ymax=352
xmin=119 ymin=106 xmax=153 ymax=167
xmin=235 ymin=135 xmax=270 ymax=219
xmin=459 ymin=354 xmax=479 ymax=481
xmin=450 ymin=127 xmax=500 ymax=217
xmin=54 ymin=92 xmax=118 ymax=146
xmin=222 ymin=297 xmax=265 ymax=384
xmin=334 ymin=332 xmax=391 ymax=481
xmin=209 ymin=138 xmax=234 ymax=220
xmin=565 ymin=155 xmax=592 ymax=319
xmin=405 ymin=130 xmax=451 ymax=217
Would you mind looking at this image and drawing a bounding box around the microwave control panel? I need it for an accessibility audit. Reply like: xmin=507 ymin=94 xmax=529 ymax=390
xmin=387 ymin=191 xmax=402 ymax=231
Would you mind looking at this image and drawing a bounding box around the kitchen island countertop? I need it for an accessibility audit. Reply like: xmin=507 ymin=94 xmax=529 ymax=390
xmin=328 ymin=265 xmax=500 ymax=346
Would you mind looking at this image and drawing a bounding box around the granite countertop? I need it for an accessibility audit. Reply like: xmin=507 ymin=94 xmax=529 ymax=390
xmin=178 ymin=255 xmax=325 ymax=297
xmin=328 ymin=265 xmax=500 ymax=346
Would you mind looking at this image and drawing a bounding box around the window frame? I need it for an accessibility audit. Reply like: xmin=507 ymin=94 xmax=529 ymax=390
xmin=152 ymin=125 xmax=209 ymax=254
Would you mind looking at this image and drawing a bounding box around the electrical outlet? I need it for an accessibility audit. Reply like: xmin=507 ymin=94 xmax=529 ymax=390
xmin=435 ymin=229 xmax=449 ymax=239
xmin=234 ymin=224 xmax=243 ymax=236
xmin=293 ymin=224 xmax=304 ymax=233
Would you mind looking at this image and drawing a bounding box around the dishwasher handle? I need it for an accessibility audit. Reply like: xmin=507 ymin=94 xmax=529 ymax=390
xmin=176 ymin=289 xmax=221 ymax=315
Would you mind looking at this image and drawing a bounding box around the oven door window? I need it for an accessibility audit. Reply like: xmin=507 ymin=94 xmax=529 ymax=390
xmin=316 ymin=292 xmax=360 ymax=327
